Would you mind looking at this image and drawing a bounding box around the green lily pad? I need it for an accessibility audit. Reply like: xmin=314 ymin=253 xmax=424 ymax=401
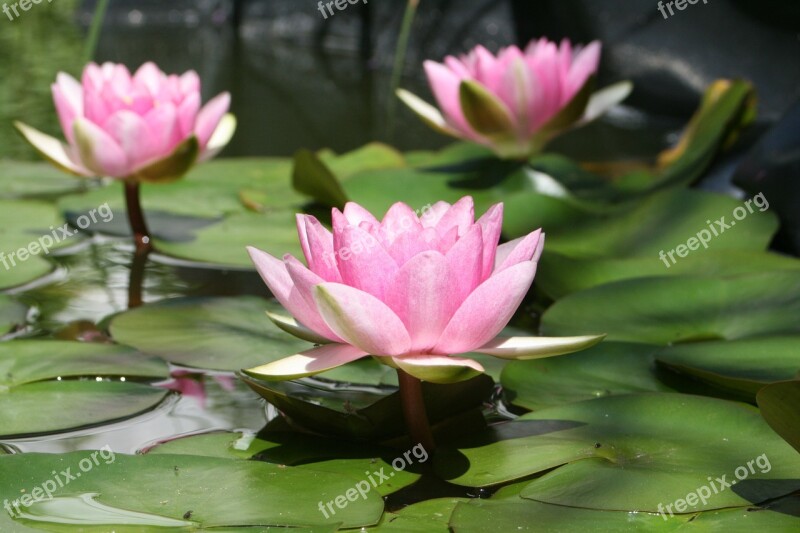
xmin=541 ymin=271 xmax=800 ymax=344
xmin=0 ymin=160 xmax=86 ymax=199
xmin=368 ymin=498 xmax=467 ymax=532
xmin=241 ymin=373 xmax=493 ymax=440
xmin=449 ymin=494 xmax=800 ymax=531
xmin=0 ymin=295 xmax=27 ymax=334
xmin=536 ymin=250 xmax=800 ymax=299
xmin=0 ymin=452 xmax=384 ymax=530
xmin=256 ymin=434 xmax=424 ymax=497
xmin=0 ymin=339 xmax=168 ymax=438
xmin=0 ymin=340 xmax=168 ymax=387
xmin=57 ymin=157 xmax=300 ymax=220
xmin=152 ymin=210 xmax=302 ymax=268
xmin=0 ymin=381 xmax=168 ymax=438
xmin=108 ymin=296 xmax=310 ymax=371
xmin=757 ymin=380 xmax=800 ymax=453
xmin=516 ymin=187 xmax=778 ymax=253
xmin=147 ymin=430 xmax=422 ymax=496
xmin=0 ymin=199 xmax=76 ymax=289
xmin=501 ymin=342 xmax=671 ymax=411
xmin=434 ymin=393 xmax=800 ymax=513
xmin=656 ymin=336 xmax=800 ymax=402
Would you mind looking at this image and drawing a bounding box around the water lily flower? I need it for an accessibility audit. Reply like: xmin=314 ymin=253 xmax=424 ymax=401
xmin=15 ymin=61 xmax=236 ymax=182
xmin=397 ymin=38 xmax=632 ymax=159
xmin=244 ymin=197 xmax=603 ymax=384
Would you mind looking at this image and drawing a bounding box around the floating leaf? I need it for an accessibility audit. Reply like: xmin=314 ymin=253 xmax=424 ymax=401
xmin=757 ymin=380 xmax=800 ymax=453
xmin=434 ymin=393 xmax=800 ymax=514
xmin=541 ymin=272 xmax=800 ymax=344
xmin=109 ymin=297 xmax=310 ymax=371
xmin=657 ymin=336 xmax=800 ymax=402
xmin=501 ymin=342 xmax=670 ymax=411
xmin=0 ymin=452 xmax=384 ymax=529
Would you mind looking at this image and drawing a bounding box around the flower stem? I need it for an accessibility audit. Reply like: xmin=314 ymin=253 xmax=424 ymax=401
xmin=127 ymin=245 xmax=149 ymax=309
xmin=124 ymin=180 xmax=152 ymax=253
xmin=396 ymin=369 xmax=436 ymax=453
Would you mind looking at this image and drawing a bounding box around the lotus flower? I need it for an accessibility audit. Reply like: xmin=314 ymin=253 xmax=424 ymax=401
xmin=398 ymin=38 xmax=632 ymax=159
xmin=15 ymin=62 xmax=236 ymax=182
xmin=244 ymin=197 xmax=603 ymax=384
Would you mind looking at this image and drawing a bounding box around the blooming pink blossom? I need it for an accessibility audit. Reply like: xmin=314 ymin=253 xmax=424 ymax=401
xmin=15 ymin=62 xmax=236 ymax=182
xmin=245 ymin=197 xmax=603 ymax=383
xmin=398 ymin=38 xmax=631 ymax=159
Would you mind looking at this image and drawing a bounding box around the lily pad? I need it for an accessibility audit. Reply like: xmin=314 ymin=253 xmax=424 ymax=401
xmin=434 ymin=393 xmax=800 ymax=514
xmin=0 ymin=199 xmax=75 ymax=289
xmin=108 ymin=296 xmax=310 ymax=371
xmin=449 ymin=494 xmax=800 ymax=531
xmin=513 ymin=187 xmax=778 ymax=254
xmin=0 ymin=340 xmax=169 ymax=386
xmin=152 ymin=210 xmax=302 ymax=268
xmin=0 ymin=381 xmax=168 ymax=438
xmin=757 ymin=380 xmax=800 ymax=453
xmin=536 ymin=250 xmax=800 ymax=299
xmin=541 ymin=271 xmax=800 ymax=344
xmin=656 ymin=336 xmax=800 ymax=402
xmin=0 ymin=160 xmax=86 ymax=199
xmin=0 ymin=295 xmax=27 ymax=334
xmin=501 ymin=342 xmax=671 ymax=411
xmin=368 ymin=498 xmax=467 ymax=532
xmin=0 ymin=340 xmax=168 ymax=438
xmin=0 ymin=452 xmax=384 ymax=529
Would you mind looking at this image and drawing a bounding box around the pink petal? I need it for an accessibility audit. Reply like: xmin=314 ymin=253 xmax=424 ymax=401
xmin=52 ymin=73 xmax=83 ymax=143
xmin=133 ymin=62 xmax=166 ymax=96
xmin=343 ymin=202 xmax=379 ymax=227
xmin=83 ymin=87 xmax=111 ymax=125
xmin=476 ymin=203 xmax=503 ymax=279
xmin=143 ymin=103 xmax=180 ymax=154
xmin=195 ymin=92 xmax=231 ymax=148
xmin=435 ymin=196 xmax=474 ymax=237
xmin=313 ymin=283 xmax=411 ymax=356
xmin=379 ymin=202 xmax=423 ymax=242
xmin=72 ymin=118 xmax=130 ymax=177
xmin=334 ymin=224 xmax=397 ymax=300
xmin=384 ymin=251 xmax=458 ymax=353
xmin=497 ymin=54 xmax=534 ymax=133
xmin=246 ymin=247 xmax=340 ymax=343
xmin=179 ymin=70 xmax=200 ymax=95
xmin=566 ymin=41 xmax=601 ymax=102
xmin=444 ymin=224 xmax=483 ymax=302
xmin=420 ymin=201 xmax=450 ymax=228
xmin=296 ymin=214 xmax=341 ymax=282
xmin=245 ymin=344 xmax=369 ymax=381
xmin=495 ymin=230 xmax=544 ymax=272
xmin=432 ymin=261 xmax=537 ymax=354
xmin=424 ymin=60 xmax=479 ymax=139
xmin=282 ymin=255 xmax=346 ymax=342
xmin=177 ymin=91 xmax=200 ymax=138
xmin=103 ymin=110 xmax=159 ymax=171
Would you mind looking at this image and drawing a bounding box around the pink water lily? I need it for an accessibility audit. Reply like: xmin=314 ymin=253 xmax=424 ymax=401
xmin=15 ymin=61 xmax=236 ymax=182
xmin=398 ymin=38 xmax=631 ymax=159
xmin=244 ymin=197 xmax=603 ymax=384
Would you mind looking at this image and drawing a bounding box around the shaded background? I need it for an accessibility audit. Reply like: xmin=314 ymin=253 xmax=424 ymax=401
xmin=1 ymin=0 xmax=799 ymax=160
